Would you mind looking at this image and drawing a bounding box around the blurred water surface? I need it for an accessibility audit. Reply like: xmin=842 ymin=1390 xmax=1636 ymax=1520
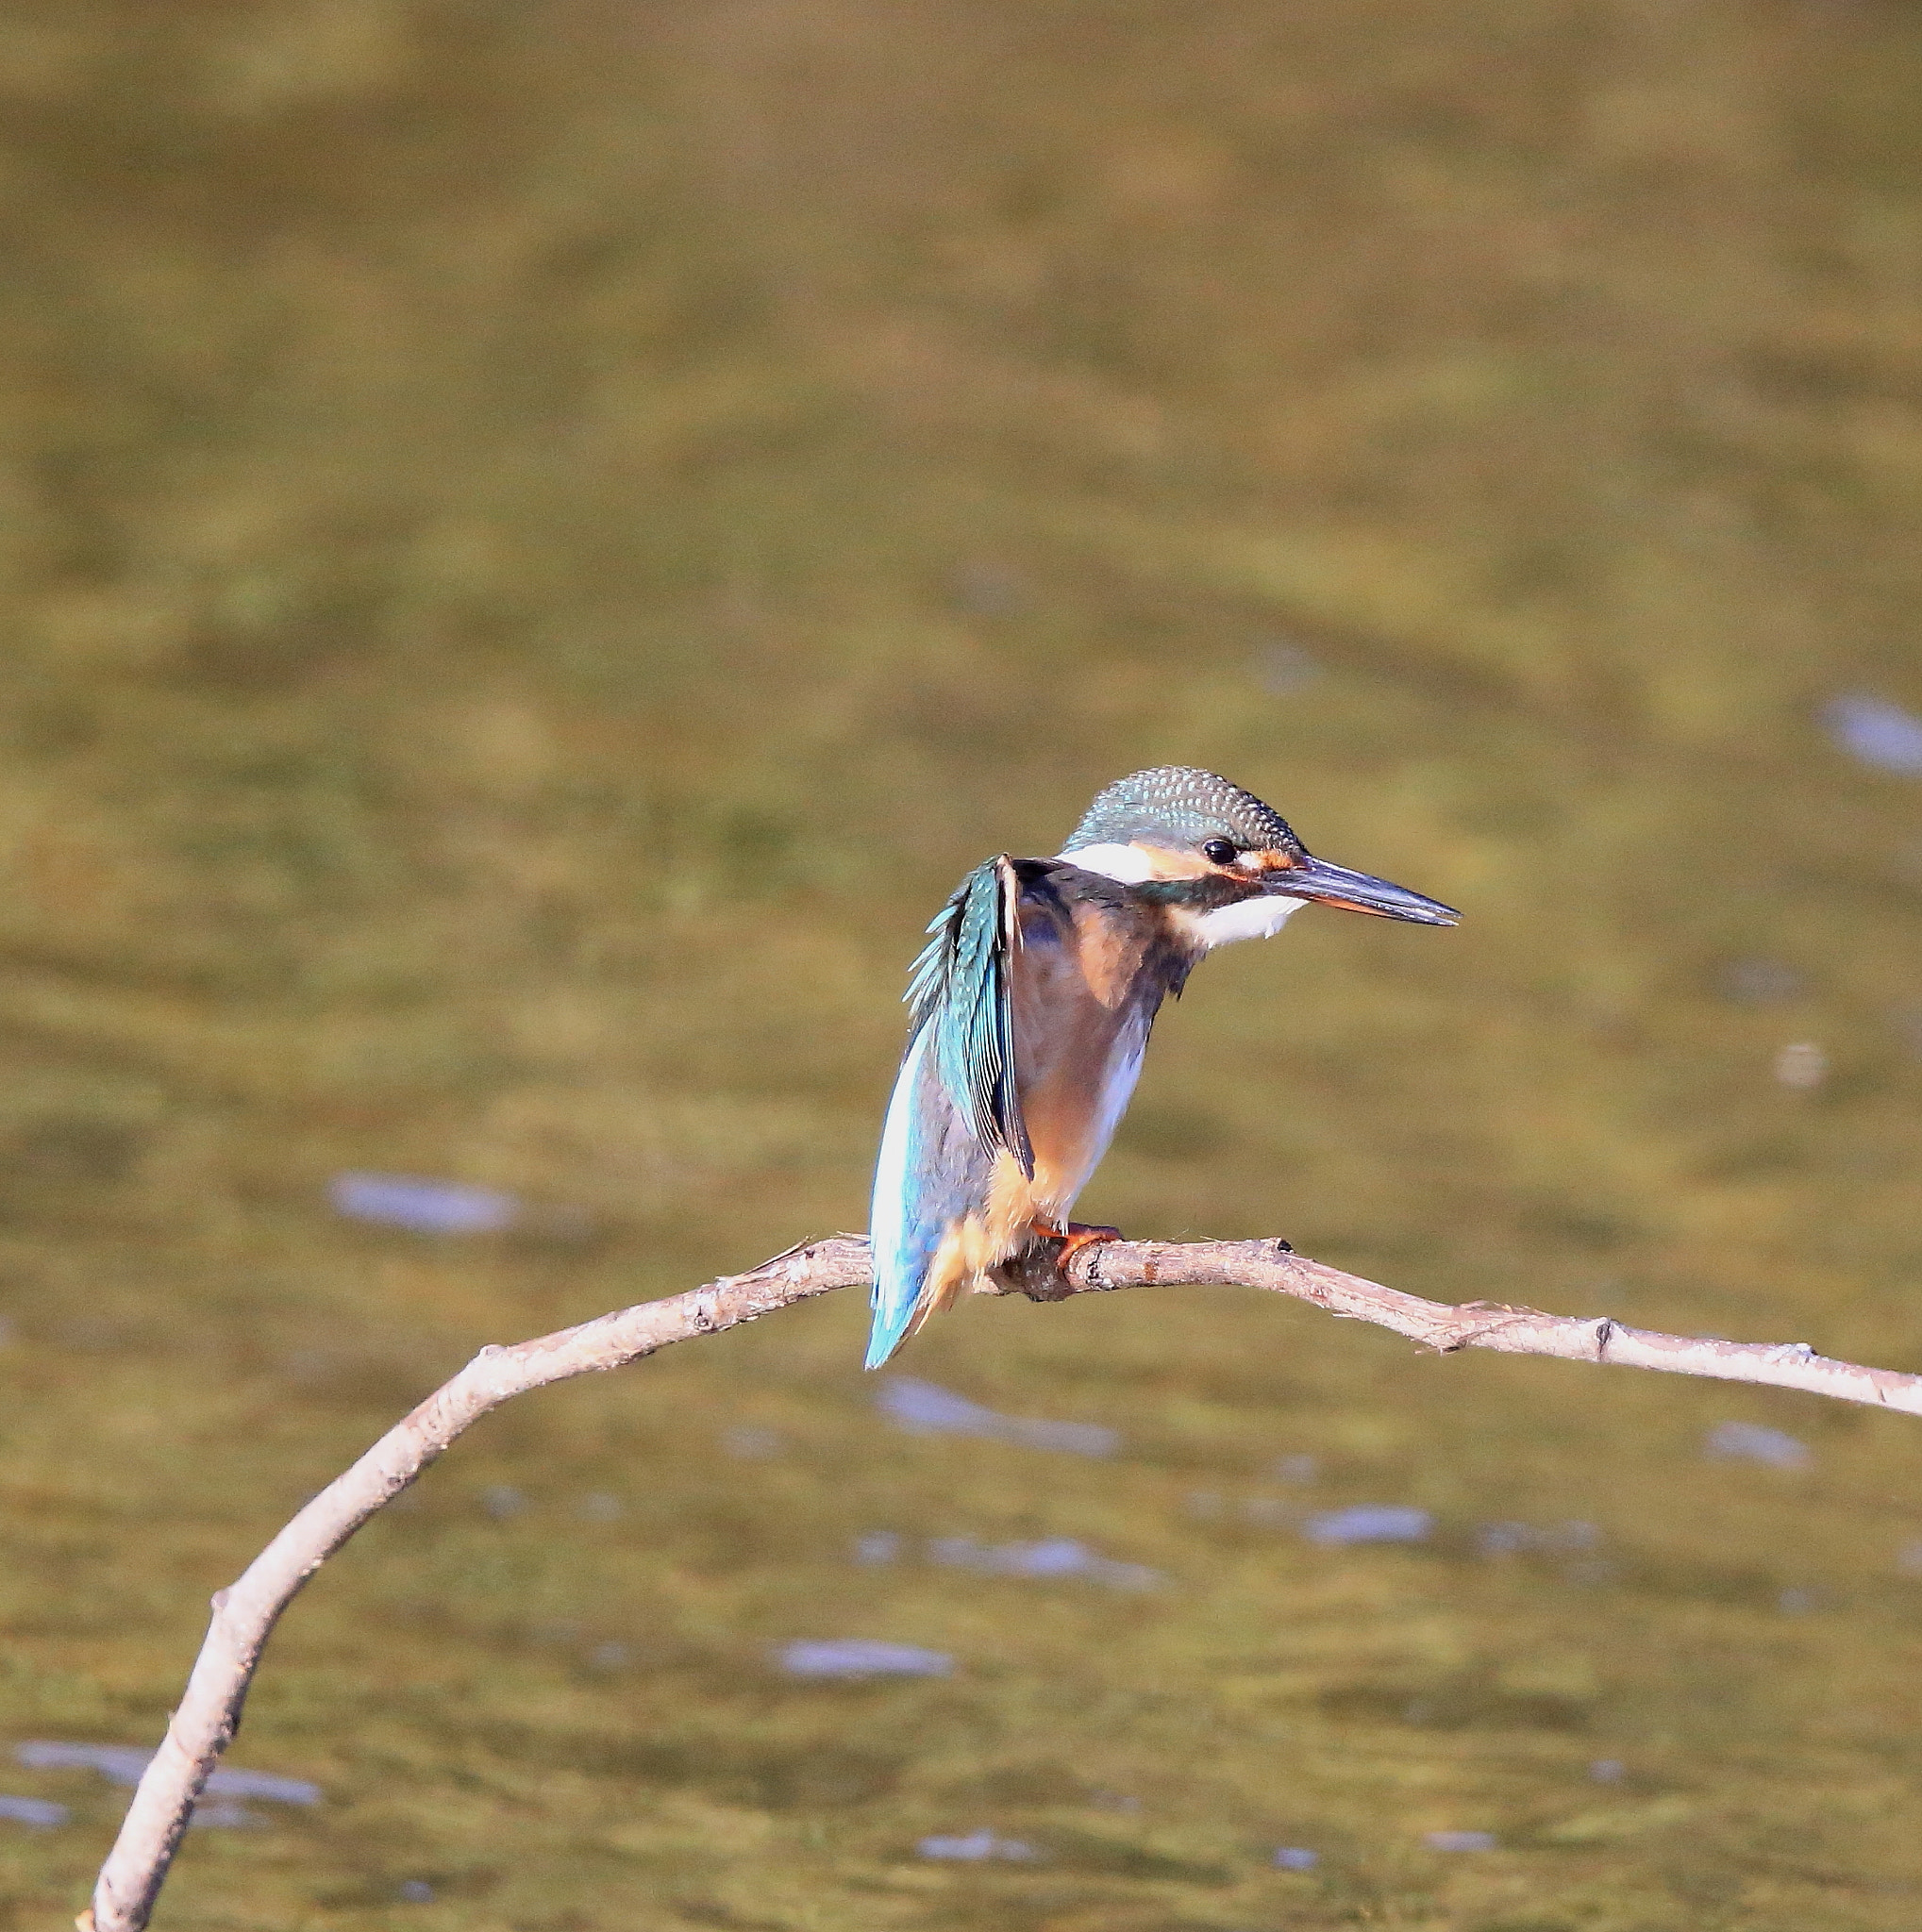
xmin=3 ymin=4 xmax=1922 ymax=1928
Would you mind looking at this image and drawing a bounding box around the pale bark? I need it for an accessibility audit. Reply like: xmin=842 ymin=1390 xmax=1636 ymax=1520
xmin=83 ymin=1235 xmax=1922 ymax=1931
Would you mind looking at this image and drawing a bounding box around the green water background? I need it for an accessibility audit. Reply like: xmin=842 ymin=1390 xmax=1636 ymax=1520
xmin=3 ymin=3 xmax=1922 ymax=1926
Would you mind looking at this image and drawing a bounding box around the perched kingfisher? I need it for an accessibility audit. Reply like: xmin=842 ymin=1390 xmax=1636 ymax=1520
xmin=864 ymin=766 xmax=1459 ymax=1369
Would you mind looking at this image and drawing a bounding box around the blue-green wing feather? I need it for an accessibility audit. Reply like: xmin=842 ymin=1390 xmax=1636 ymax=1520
xmin=907 ymin=855 xmax=1033 ymax=1176
xmin=867 ymin=857 xmax=1032 ymax=1369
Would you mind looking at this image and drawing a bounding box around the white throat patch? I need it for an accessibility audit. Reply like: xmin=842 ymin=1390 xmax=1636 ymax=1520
xmin=1191 ymin=893 xmax=1304 ymax=948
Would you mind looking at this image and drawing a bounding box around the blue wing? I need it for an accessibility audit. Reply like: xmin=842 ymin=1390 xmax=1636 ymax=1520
xmin=866 ymin=857 xmax=1032 ymax=1369
xmin=909 ymin=855 xmax=1033 ymax=1178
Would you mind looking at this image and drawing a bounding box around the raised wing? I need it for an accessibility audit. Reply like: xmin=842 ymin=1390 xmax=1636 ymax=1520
xmin=905 ymin=854 xmax=1034 ymax=1178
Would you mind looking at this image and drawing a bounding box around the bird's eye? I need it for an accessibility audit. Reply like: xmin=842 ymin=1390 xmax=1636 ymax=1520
xmin=1201 ymin=838 xmax=1237 ymax=866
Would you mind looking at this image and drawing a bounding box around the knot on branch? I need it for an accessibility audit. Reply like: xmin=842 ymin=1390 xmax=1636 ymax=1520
xmin=988 ymin=1241 xmax=1079 ymax=1303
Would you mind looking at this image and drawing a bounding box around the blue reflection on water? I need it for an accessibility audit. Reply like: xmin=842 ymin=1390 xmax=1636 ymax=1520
xmin=918 ymin=1828 xmax=1038 ymax=1861
xmin=925 ymin=1535 xmax=1161 ymax=1591
xmin=1824 ymin=694 xmax=1922 ymax=774
xmin=0 ymin=1795 xmax=67 ymax=1829
xmin=1704 ymin=1422 xmax=1811 ymax=1469
xmin=329 ymin=1172 xmax=519 ymax=1236
xmin=1475 ymin=1520 xmax=1600 ymax=1557
xmin=877 ymin=1376 xmax=1119 ymax=1457
xmin=16 ymin=1741 xmax=320 ymax=1805
xmin=777 ymin=1640 xmax=953 ymax=1679
xmin=1301 ymin=1506 xmax=1432 ymax=1545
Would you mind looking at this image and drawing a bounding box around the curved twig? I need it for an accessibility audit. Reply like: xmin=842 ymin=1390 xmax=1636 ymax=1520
xmin=83 ymin=1235 xmax=1922 ymax=1931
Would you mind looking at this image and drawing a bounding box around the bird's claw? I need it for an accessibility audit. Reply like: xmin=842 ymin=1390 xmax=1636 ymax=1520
xmin=992 ymin=1221 xmax=1123 ymax=1302
xmin=1047 ymin=1221 xmax=1123 ymax=1266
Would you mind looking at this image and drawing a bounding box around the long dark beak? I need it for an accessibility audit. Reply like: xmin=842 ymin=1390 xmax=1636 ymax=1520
xmin=1268 ymin=853 xmax=1460 ymax=925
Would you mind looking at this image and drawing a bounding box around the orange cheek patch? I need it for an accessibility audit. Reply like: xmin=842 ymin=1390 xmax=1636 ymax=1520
xmin=1130 ymin=844 xmax=1213 ymax=880
xmin=1130 ymin=844 xmax=1302 ymax=879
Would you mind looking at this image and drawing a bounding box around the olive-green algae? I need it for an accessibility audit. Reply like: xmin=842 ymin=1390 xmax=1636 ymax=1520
xmin=3 ymin=4 xmax=1922 ymax=1929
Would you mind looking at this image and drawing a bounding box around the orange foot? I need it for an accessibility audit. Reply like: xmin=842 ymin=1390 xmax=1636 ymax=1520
xmin=1033 ymin=1220 xmax=1124 ymax=1267
xmin=995 ymin=1221 xmax=1126 ymax=1303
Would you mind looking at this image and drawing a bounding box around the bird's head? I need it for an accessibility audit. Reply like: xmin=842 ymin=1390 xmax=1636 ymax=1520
xmin=1058 ymin=766 xmax=1459 ymax=948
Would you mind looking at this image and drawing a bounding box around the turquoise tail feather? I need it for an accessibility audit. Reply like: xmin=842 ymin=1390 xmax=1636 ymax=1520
xmin=866 ymin=1029 xmax=939 ymax=1370
xmin=865 ymin=1026 xmax=994 ymax=1369
xmin=864 ymin=1291 xmax=919 ymax=1373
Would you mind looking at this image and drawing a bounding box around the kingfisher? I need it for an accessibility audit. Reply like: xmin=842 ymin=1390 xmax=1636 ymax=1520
xmin=864 ymin=766 xmax=1459 ymax=1368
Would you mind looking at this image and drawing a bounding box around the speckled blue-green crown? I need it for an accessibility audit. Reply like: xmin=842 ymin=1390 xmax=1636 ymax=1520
xmin=1062 ymin=767 xmax=1299 ymax=854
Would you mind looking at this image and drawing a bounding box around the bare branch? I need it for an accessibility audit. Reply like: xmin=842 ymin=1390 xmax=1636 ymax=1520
xmin=84 ymin=1235 xmax=1922 ymax=1931
xmin=1055 ymin=1239 xmax=1922 ymax=1411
